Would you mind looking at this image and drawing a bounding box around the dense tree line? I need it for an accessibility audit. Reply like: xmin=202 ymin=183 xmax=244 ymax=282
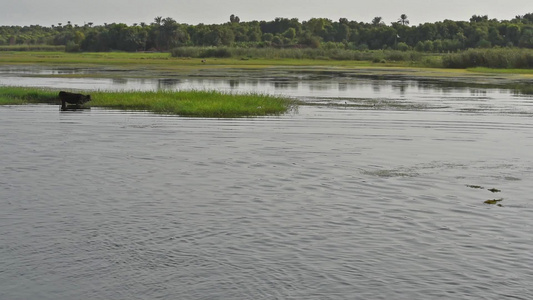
xmin=1 ymin=13 xmax=532 ymax=52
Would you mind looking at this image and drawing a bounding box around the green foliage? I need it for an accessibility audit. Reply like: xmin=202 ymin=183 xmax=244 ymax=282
xmin=476 ymin=39 xmax=492 ymax=48
xmin=519 ymin=28 xmax=533 ymax=47
xmin=283 ymin=28 xmax=297 ymax=40
xmin=414 ymin=41 xmax=425 ymax=52
xmin=396 ymin=42 xmax=410 ymax=51
xmin=423 ymin=40 xmax=434 ymax=52
xmin=1 ymin=13 xmax=533 ymax=54
xmin=262 ymin=33 xmax=274 ymax=42
xmin=65 ymin=41 xmax=80 ymax=52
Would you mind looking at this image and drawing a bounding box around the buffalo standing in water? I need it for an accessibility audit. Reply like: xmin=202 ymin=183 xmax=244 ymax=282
xmin=59 ymin=91 xmax=91 ymax=109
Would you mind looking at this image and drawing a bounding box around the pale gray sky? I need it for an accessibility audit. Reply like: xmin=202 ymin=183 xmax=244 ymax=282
xmin=2 ymin=0 xmax=531 ymax=26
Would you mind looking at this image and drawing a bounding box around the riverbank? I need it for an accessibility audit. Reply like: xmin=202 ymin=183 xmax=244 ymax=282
xmin=0 ymin=87 xmax=294 ymax=117
xmin=1 ymin=51 xmax=531 ymax=82
xmin=1 ymin=51 xmax=532 ymax=100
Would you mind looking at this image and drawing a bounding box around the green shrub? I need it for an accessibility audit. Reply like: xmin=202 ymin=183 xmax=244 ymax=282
xmin=65 ymin=41 xmax=80 ymax=52
xmin=396 ymin=42 xmax=410 ymax=51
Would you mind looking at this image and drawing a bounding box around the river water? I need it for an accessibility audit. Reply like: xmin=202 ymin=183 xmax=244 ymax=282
xmin=1 ymin=67 xmax=533 ymax=299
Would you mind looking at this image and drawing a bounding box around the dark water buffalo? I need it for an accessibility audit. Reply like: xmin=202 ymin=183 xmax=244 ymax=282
xmin=59 ymin=91 xmax=91 ymax=109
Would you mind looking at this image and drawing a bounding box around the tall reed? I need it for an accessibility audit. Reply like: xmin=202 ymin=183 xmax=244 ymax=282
xmin=442 ymin=48 xmax=533 ymax=69
xmin=170 ymin=47 xmax=428 ymax=63
xmin=0 ymin=45 xmax=65 ymax=51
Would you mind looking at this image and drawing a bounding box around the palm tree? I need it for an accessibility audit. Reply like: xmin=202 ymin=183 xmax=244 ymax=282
xmin=372 ymin=16 xmax=383 ymax=26
xmin=398 ymin=14 xmax=409 ymax=25
xmin=154 ymin=16 xmax=163 ymax=27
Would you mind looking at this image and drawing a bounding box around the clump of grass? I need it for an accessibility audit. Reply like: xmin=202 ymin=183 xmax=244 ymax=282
xmin=91 ymin=90 xmax=294 ymax=117
xmin=0 ymin=87 xmax=295 ymax=117
xmin=0 ymin=86 xmax=58 ymax=105
xmin=484 ymin=198 xmax=504 ymax=205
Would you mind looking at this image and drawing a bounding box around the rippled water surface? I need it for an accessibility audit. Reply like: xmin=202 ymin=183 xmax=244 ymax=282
xmin=1 ymin=67 xmax=533 ymax=299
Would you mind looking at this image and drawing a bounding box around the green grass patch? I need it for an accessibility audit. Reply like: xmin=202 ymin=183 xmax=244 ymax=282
xmin=0 ymin=50 xmax=427 ymax=68
xmin=91 ymin=90 xmax=294 ymax=117
xmin=1 ymin=50 xmax=531 ymax=74
xmin=0 ymin=51 xmax=176 ymax=66
xmin=0 ymin=86 xmax=58 ymax=105
xmin=0 ymin=87 xmax=295 ymax=117
xmin=467 ymin=67 xmax=533 ymax=74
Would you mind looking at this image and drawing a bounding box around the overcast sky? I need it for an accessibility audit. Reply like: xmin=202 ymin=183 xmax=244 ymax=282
xmin=2 ymin=0 xmax=531 ymax=26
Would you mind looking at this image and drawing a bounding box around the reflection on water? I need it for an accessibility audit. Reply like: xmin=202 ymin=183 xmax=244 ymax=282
xmin=1 ymin=66 xmax=533 ymax=300
xmin=157 ymin=78 xmax=181 ymax=90
xmin=111 ymin=77 xmax=128 ymax=85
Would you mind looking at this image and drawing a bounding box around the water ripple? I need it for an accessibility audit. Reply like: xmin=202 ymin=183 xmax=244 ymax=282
xmin=1 ymin=95 xmax=533 ymax=299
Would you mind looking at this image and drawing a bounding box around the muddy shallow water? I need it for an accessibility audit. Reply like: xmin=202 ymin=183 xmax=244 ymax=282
xmin=1 ymin=67 xmax=533 ymax=299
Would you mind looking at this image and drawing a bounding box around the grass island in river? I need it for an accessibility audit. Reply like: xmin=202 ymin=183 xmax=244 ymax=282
xmin=0 ymin=87 xmax=295 ymax=118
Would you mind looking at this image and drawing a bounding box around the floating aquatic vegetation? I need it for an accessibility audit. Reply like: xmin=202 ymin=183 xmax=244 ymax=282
xmin=466 ymin=185 xmax=505 ymax=207
xmin=466 ymin=185 xmax=484 ymax=189
xmin=361 ymin=168 xmax=419 ymax=178
xmin=484 ymin=198 xmax=504 ymax=206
